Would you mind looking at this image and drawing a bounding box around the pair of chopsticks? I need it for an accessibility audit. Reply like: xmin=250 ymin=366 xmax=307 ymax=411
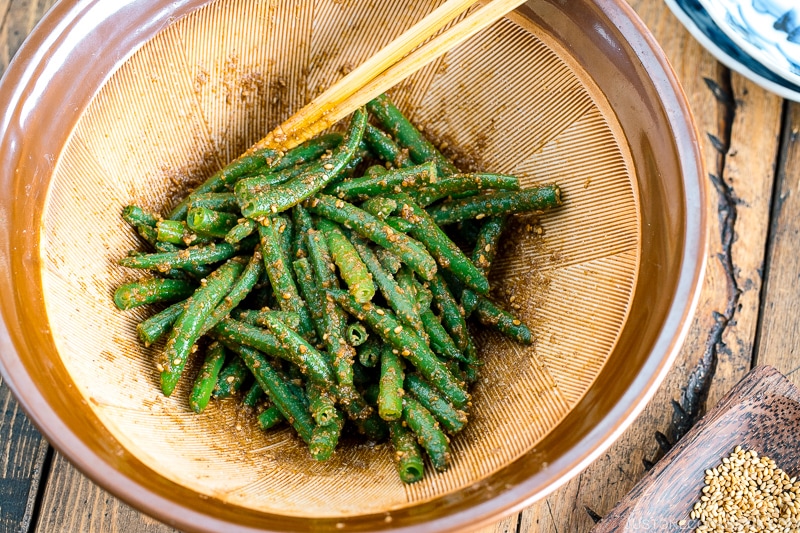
xmin=248 ymin=0 xmax=529 ymax=154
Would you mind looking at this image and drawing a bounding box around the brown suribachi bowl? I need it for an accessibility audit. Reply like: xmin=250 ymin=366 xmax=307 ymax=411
xmin=0 ymin=0 xmax=706 ymax=531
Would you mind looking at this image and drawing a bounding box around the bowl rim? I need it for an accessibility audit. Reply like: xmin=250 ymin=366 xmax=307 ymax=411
xmin=0 ymin=0 xmax=707 ymax=531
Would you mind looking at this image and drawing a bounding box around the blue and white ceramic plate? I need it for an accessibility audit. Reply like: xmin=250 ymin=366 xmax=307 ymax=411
xmin=700 ymin=0 xmax=800 ymax=86
xmin=665 ymin=0 xmax=800 ymax=101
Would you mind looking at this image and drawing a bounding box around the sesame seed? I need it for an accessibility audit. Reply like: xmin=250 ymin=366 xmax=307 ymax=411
xmin=323 ymin=163 xmax=334 ymax=170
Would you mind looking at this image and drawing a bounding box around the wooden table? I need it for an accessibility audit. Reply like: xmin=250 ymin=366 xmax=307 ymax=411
xmin=2 ymin=0 xmax=798 ymax=531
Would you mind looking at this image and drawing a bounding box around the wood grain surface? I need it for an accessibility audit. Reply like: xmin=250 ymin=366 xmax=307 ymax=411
xmin=0 ymin=0 xmax=797 ymax=531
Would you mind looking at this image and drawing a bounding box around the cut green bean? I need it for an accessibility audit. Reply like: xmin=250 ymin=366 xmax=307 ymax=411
xmin=402 ymin=396 xmax=451 ymax=472
xmin=349 ymin=234 xmax=424 ymax=337
xmin=392 ymin=192 xmax=489 ymax=294
xmin=257 ymin=405 xmax=284 ymax=430
xmin=224 ymin=218 xmax=258 ymax=244
xmin=119 ymin=242 xmax=238 ymax=272
xmin=168 ymin=147 xmax=279 ymax=220
xmin=363 ymin=123 xmax=413 ymax=168
xmin=236 ymin=108 xmax=367 ymax=216
xmin=199 ymin=252 xmax=265 ymax=336
xmin=462 ymin=216 xmax=507 ymax=316
xmin=159 ymin=259 xmax=246 ymax=396
xmin=376 ymin=248 xmax=402 ymax=275
xmin=357 ymin=338 xmax=381 ymax=368
xmin=428 ymin=273 xmax=478 ymax=364
xmin=234 ymin=309 xmax=301 ymax=331
xmin=222 ymin=342 xmax=314 ymax=443
xmin=213 ymin=356 xmax=249 ymax=399
xmin=405 ymin=374 xmax=467 ymax=434
xmin=317 ymin=217 xmax=375 ymax=303
xmin=388 ymin=420 xmax=424 ymax=483
xmin=360 ymin=197 xmax=398 ymax=220
xmin=136 ymin=300 xmax=185 ymax=346
xmin=474 ymin=297 xmax=533 ymax=345
xmin=330 ymin=289 xmax=468 ymax=409
xmin=122 ymin=205 xmax=158 ymax=227
xmin=366 ymin=93 xmax=458 ymax=177
xmin=427 ymin=186 xmax=562 ymax=226
xmin=325 ymin=161 xmax=436 ymax=201
xmin=306 ymin=194 xmax=437 ymax=281
xmin=378 ymin=346 xmax=404 ymax=421
xmin=188 ymin=192 xmax=240 ymax=213
xmin=257 ymin=219 xmax=314 ymax=338
xmin=292 ymin=257 xmax=325 ymax=342
xmin=291 ymin=203 xmax=314 ymax=259
xmin=211 ymin=318 xmax=284 ymax=359
xmin=113 ymin=277 xmax=196 ymax=310
xmin=309 ymin=408 xmax=344 ymax=461
xmin=420 ymin=309 xmax=467 ymax=363
xmin=412 ymin=173 xmax=520 ymax=207
xmin=345 ymin=322 xmax=369 ymax=347
xmin=156 ymin=219 xmax=213 ymax=247
xmin=189 ymin=341 xmax=227 ymax=413
xmin=306 ymin=382 xmax=338 ymax=425
xmin=242 ymin=382 xmax=264 ymax=408
xmin=187 ymin=207 xmax=239 ymax=238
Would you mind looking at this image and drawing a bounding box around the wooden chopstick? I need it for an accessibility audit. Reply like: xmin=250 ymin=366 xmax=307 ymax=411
xmin=249 ymin=0 xmax=527 ymax=154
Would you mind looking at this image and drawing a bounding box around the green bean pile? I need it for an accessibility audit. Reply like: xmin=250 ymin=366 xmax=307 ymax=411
xmin=114 ymin=93 xmax=562 ymax=483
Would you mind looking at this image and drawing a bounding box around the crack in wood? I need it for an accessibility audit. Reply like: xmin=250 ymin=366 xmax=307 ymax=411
xmin=648 ymin=68 xmax=740 ymax=464
xmin=584 ymin=506 xmax=602 ymax=524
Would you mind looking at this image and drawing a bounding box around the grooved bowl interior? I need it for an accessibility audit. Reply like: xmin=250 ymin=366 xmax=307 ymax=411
xmin=0 ymin=1 xmax=705 ymax=532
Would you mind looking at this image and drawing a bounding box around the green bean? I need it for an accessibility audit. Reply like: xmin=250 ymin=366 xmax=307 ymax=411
xmin=187 ymin=207 xmax=239 ymax=238
xmin=274 ymin=132 xmax=344 ymax=170
xmin=474 ymin=297 xmax=533 ymax=345
xmin=405 ymin=374 xmax=467 ymax=434
xmin=242 ymin=382 xmax=264 ymax=408
xmin=291 ymin=258 xmax=325 ymax=342
xmin=345 ymin=322 xmax=369 ymax=347
xmin=156 ymin=219 xmax=213 ymax=247
xmin=119 ymin=242 xmax=237 ymax=272
xmin=384 ymin=216 xmax=414 ymax=233
xmin=428 ymin=274 xmax=478 ymax=364
xmin=378 ymin=346 xmax=404 ymax=421
xmin=136 ymin=301 xmax=185 ymax=346
xmin=359 ymin=197 xmax=398 ymax=220
xmin=236 ymin=108 xmax=367 ymax=216
xmin=349 ymin=234 xmax=424 ymax=336
xmin=391 ymin=192 xmax=489 ymax=294
xmin=309 ymin=408 xmax=344 ymax=461
xmin=167 ymin=147 xmax=278 ymax=220
xmin=159 ymin=259 xmax=246 ymax=396
xmin=411 ymin=276 xmax=433 ymax=310
xmin=325 ymin=162 xmax=436 ymax=201
xmin=357 ymin=338 xmax=381 ymax=368
xmin=260 ymin=312 xmax=337 ymax=391
xmin=306 ymin=194 xmax=437 ymax=281
xmin=402 ymin=396 xmax=450 ymax=472
xmin=189 ymin=341 xmax=227 ymax=413
xmin=330 ymin=289 xmax=468 ymax=409
xmin=199 ymin=252 xmax=265 ymax=335
xmin=122 ymin=205 xmax=158 ymax=228
xmin=388 ymin=420 xmax=424 ymax=483
xmin=275 ymin=214 xmax=293 ymax=263
xmin=316 ymin=217 xmax=375 ymax=303
xmin=224 ymin=218 xmax=258 ymax=244
xmin=376 ymin=248 xmax=402 ymax=275
xmin=234 ymin=309 xmax=301 ymax=331
xmin=213 ymin=356 xmax=249 ymax=399
xmin=351 ymin=407 xmax=389 ymax=441
xmin=211 ymin=318 xmax=284 ymax=359
xmin=257 ymin=219 xmax=314 ymax=338
xmin=152 ymin=241 xmax=216 ymax=279
xmin=291 ymin=203 xmax=314 ymax=259
xmin=113 ymin=277 xmax=196 ymax=310
xmin=132 ymin=223 xmax=159 ymax=247
xmin=257 ymin=405 xmax=284 ymax=430
xmin=366 ymin=93 xmax=458 ymax=177
xmin=364 ymin=164 xmax=389 ymax=178
xmin=420 ymin=309 xmax=467 ymax=363
xmin=426 ymin=186 xmax=562 ymax=226
xmin=362 ymin=123 xmax=413 ymax=169
xmin=223 ymin=342 xmax=314 ymax=443
xmin=412 ymin=173 xmax=520 ymax=207
xmin=306 ymin=382 xmax=338 ymax=425
xmin=462 ymin=216 xmax=507 ymax=316
xmin=187 ymin=192 xmax=240 ymax=213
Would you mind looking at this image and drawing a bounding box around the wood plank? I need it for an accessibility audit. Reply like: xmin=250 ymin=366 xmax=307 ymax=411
xmin=513 ymin=0 xmax=784 ymax=530
xmin=0 ymin=376 xmax=50 ymax=533
xmin=36 ymin=454 xmax=178 ymax=533
xmin=756 ymin=102 xmax=800 ymax=386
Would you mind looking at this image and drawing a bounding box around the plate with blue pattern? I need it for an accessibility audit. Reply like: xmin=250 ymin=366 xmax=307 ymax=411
xmin=700 ymin=0 xmax=800 ymax=86
xmin=665 ymin=0 xmax=800 ymax=101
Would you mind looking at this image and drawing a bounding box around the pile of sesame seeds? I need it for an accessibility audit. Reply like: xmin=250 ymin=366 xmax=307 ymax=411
xmin=687 ymin=446 xmax=800 ymax=532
